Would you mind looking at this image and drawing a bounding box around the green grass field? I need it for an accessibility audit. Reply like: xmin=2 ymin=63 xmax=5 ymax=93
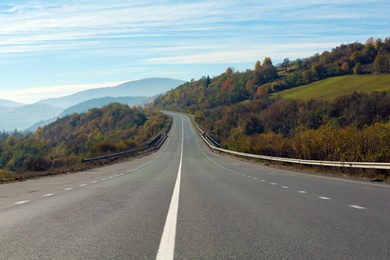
xmin=277 ymin=74 xmax=390 ymax=100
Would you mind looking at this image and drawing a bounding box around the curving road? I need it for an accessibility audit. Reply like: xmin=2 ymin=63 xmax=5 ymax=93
xmin=1 ymin=112 xmax=389 ymax=259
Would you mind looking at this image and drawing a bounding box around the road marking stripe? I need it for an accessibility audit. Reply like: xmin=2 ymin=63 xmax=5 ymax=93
xmin=319 ymin=196 xmax=331 ymax=200
xmin=92 ymin=181 xmax=98 ymax=183
xmin=156 ymin=117 xmax=184 ymax=260
xmin=349 ymin=205 xmax=366 ymax=209
xmin=64 ymin=188 xmax=73 ymax=191
xmin=43 ymin=193 xmax=54 ymax=197
xmin=80 ymin=184 xmax=87 ymax=187
xmin=298 ymin=191 xmax=308 ymax=193
xmin=282 ymin=186 xmax=289 ymax=189
xmin=271 ymin=183 xmax=277 ymax=185
xmin=101 ymin=178 xmax=106 ymax=181
xmin=261 ymin=180 xmax=266 ymax=182
xmin=15 ymin=200 xmax=29 ymax=205
xmin=253 ymin=178 xmax=258 ymax=180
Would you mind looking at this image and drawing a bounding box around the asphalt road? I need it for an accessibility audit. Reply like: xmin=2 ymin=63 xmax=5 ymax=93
xmin=1 ymin=112 xmax=389 ymax=259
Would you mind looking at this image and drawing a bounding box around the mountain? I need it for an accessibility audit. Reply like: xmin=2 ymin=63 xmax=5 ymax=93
xmin=0 ymin=99 xmax=24 ymax=107
xmin=59 ymin=96 xmax=147 ymax=117
xmin=38 ymin=78 xmax=185 ymax=109
xmin=0 ymin=103 xmax=63 ymax=131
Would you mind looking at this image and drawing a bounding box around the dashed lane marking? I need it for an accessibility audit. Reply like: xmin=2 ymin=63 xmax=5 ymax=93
xmin=80 ymin=184 xmax=87 ymax=187
xmin=319 ymin=196 xmax=331 ymax=200
xmin=282 ymin=186 xmax=289 ymax=189
xmin=298 ymin=191 xmax=308 ymax=193
xmin=349 ymin=205 xmax=366 ymax=209
xmin=15 ymin=200 xmax=29 ymax=205
xmin=271 ymin=183 xmax=277 ymax=185
xmin=64 ymin=188 xmax=73 ymax=191
xmin=43 ymin=193 xmax=54 ymax=197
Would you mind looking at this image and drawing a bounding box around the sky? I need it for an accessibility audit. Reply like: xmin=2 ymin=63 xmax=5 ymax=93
xmin=0 ymin=0 xmax=389 ymax=104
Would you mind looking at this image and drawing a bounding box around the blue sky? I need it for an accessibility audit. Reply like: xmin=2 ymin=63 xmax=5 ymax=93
xmin=0 ymin=0 xmax=389 ymax=103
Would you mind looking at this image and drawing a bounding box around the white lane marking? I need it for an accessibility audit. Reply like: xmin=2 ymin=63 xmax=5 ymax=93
xmin=92 ymin=181 xmax=98 ymax=183
xmin=247 ymin=176 xmax=251 ymax=178
xmin=15 ymin=200 xmax=29 ymax=205
xmin=349 ymin=205 xmax=366 ymax=209
xmin=109 ymin=176 xmax=113 ymax=179
xmin=64 ymin=188 xmax=73 ymax=191
xmin=115 ymin=174 xmax=119 ymax=177
xmin=101 ymin=178 xmax=106 ymax=181
xmin=156 ymin=117 xmax=184 ymax=260
xmin=319 ymin=196 xmax=331 ymax=200
xmin=271 ymin=183 xmax=277 ymax=185
xmin=80 ymin=184 xmax=87 ymax=187
xmin=120 ymin=173 xmax=124 ymax=175
xmin=43 ymin=193 xmax=54 ymax=197
xmin=282 ymin=186 xmax=289 ymax=189
xmin=261 ymin=180 xmax=266 ymax=182
xmin=298 ymin=191 xmax=308 ymax=194
xmin=253 ymin=178 xmax=258 ymax=180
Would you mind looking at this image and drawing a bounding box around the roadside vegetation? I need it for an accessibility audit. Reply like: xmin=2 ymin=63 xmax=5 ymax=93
xmin=152 ymin=37 xmax=390 ymax=179
xmin=0 ymin=103 xmax=171 ymax=182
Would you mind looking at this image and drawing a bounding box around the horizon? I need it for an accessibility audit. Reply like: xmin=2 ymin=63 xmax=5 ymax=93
xmin=0 ymin=0 xmax=389 ymax=103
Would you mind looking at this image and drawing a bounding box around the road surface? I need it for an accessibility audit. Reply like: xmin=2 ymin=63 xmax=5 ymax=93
xmin=1 ymin=112 xmax=389 ymax=259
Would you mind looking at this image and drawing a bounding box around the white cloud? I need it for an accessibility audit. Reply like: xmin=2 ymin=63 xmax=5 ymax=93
xmin=146 ymin=42 xmax=341 ymax=65
xmin=2 ymin=81 xmax=126 ymax=104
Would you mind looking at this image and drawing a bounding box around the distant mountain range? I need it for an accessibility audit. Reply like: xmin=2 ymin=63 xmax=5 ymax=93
xmin=38 ymin=78 xmax=185 ymax=108
xmin=59 ymin=96 xmax=148 ymax=117
xmin=0 ymin=78 xmax=185 ymax=131
xmin=0 ymin=99 xmax=24 ymax=107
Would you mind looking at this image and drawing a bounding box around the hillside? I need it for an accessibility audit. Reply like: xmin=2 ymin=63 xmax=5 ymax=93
xmin=277 ymin=74 xmax=390 ymax=100
xmin=38 ymin=78 xmax=185 ymax=108
xmin=0 ymin=103 xmax=171 ymax=179
xmin=152 ymin=38 xmax=390 ymax=177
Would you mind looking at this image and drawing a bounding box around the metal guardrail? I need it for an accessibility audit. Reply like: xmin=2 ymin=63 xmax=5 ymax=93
xmin=196 ymin=124 xmax=390 ymax=170
xmin=82 ymin=131 xmax=168 ymax=163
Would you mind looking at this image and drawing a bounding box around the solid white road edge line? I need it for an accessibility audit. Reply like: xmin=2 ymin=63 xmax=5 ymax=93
xmin=156 ymin=117 xmax=184 ymax=260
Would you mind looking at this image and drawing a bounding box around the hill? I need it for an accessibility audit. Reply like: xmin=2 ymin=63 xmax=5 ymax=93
xmin=152 ymin=38 xmax=390 ymax=175
xmin=0 ymin=103 xmax=171 ymax=178
xmin=38 ymin=78 xmax=185 ymax=108
xmin=277 ymin=74 xmax=390 ymax=100
xmin=0 ymin=99 xmax=24 ymax=107
xmin=0 ymin=103 xmax=63 ymax=131
xmin=59 ymin=96 xmax=147 ymax=117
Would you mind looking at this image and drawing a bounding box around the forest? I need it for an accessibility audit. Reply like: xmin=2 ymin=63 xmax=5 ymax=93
xmin=0 ymin=103 xmax=170 ymax=181
xmin=152 ymin=37 xmax=390 ymax=178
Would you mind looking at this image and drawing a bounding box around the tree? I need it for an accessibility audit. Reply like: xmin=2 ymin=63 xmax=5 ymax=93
xmin=262 ymin=57 xmax=278 ymax=82
xmin=374 ymin=54 xmax=390 ymax=73
xmin=353 ymin=63 xmax=363 ymax=75
xmin=341 ymin=61 xmax=350 ymax=74
xmin=282 ymin=58 xmax=290 ymax=72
